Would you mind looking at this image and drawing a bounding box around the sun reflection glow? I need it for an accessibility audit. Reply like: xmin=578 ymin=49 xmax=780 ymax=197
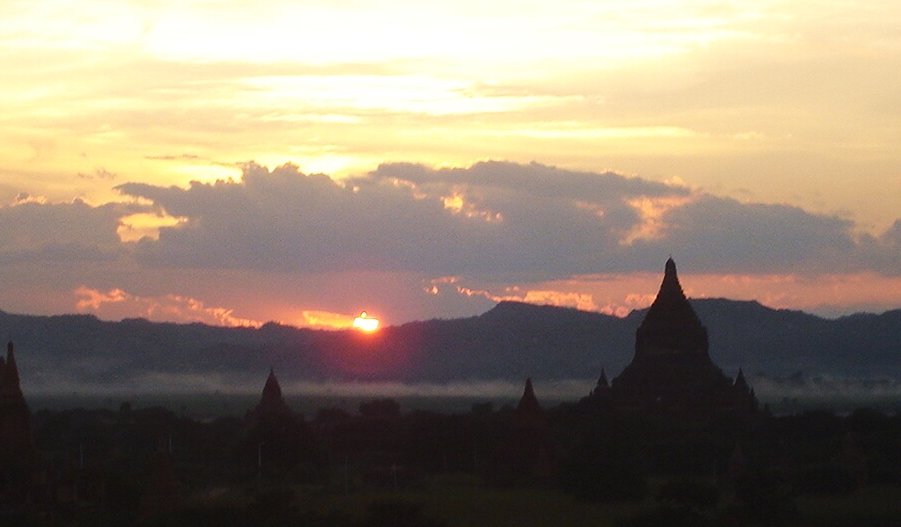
xmin=352 ymin=311 xmax=380 ymax=332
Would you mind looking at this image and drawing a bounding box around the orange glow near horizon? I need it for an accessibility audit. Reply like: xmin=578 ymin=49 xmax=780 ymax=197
xmin=430 ymin=271 xmax=901 ymax=320
xmin=298 ymin=310 xmax=356 ymax=330
xmin=352 ymin=311 xmax=380 ymax=332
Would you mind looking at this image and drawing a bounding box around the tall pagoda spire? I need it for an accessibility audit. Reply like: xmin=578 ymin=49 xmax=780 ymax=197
xmin=253 ymin=368 xmax=292 ymax=418
xmin=597 ymin=368 xmax=609 ymax=389
xmin=608 ymin=258 xmax=754 ymax=416
xmin=261 ymin=368 xmax=283 ymax=402
xmin=587 ymin=368 xmax=611 ymax=400
xmin=633 ymin=258 xmax=709 ymax=360
xmin=494 ymin=378 xmax=554 ymax=484
xmin=0 ymin=339 xmax=34 ymax=491
xmin=2 ymin=340 xmax=23 ymax=400
xmin=516 ymin=377 xmax=541 ymax=415
xmin=734 ymin=368 xmax=750 ymax=391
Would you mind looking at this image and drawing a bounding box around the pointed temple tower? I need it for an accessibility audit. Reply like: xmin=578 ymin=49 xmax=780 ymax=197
xmin=246 ymin=368 xmax=294 ymax=427
xmin=609 ymin=258 xmax=758 ymax=416
xmin=0 ymin=340 xmax=36 ymax=504
xmin=0 ymin=340 xmax=33 ymax=453
xmin=590 ymin=369 xmax=610 ymax=399
xmin=490 ymin=378 xmax=555 ymax=485
xmin=242 ymin=368 xmax=321 ymax=481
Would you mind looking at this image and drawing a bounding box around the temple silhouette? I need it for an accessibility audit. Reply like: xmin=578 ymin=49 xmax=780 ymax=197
xmin=489 ymin=378 xmax=555 ymax=485
xmin=246 ymin=367 xmax=295 ymax=427
xmin=587 ymin=258 xmax=758 ymax=417
xmin=3 ymin=266 xmax=900 ymax=524
xmin=0 ymin=340 xmax=35 ymax=505
xmin=242 ymin=368 xmax=321 ymax=483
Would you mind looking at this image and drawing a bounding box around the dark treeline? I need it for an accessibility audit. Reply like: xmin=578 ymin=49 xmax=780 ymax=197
xmin=6 ymin=394 xmax=901 ymax=526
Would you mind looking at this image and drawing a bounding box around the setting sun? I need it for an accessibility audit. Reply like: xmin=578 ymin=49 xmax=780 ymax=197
xmin=352 ymin=311 xmax=380 ymax=332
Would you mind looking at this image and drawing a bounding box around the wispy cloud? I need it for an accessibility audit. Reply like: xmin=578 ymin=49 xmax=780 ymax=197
xmin=436 ymin=281 xmax=601 ymax=313
xmin=74 ymin=286 xmax=261 ymax=327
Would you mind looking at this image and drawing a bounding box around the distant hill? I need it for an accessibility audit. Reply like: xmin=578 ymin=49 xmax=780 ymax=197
xmin=1 ymin=300 xmax=899 ymax=392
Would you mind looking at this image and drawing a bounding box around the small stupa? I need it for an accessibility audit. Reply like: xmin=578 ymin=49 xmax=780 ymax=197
xmin=0 ymin=340 xmax=36 ymax=504
xmin=0 ymin=340 xmax=33 ymax=454
xmin=489 ymin=378 xmax=555 ymax=485
xmin=246 ymin=368 xmax=294 ymax=425
xmin=515 ymin=377 xmax=543 ymax=424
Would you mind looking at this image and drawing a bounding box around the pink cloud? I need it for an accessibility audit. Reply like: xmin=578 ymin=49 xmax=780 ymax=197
xmin=74 ymin=286 xmax=261 ymax=327
xmin=433 ymin=270 xmax=901 ymax=319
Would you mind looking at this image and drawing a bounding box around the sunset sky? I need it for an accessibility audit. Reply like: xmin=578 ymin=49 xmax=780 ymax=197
xmin=1 ymin=0 xmax=900 ymax=329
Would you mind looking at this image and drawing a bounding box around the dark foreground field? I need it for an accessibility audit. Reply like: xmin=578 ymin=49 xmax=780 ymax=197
xmin=2 ymin=394 xmax=898 ymax=527
xmin=240 ymin=478 xmax=901 ymax=527
xmin=23 ymin=474 xmax=901 ymax=527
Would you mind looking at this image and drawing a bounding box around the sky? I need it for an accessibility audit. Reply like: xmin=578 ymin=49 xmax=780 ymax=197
xmin=1 ymin=0 xmax=900 ymax=329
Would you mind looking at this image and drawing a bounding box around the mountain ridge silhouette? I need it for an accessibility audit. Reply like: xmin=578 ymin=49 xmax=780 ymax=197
xmin=1 ymin=299 xmax=899 ymax=389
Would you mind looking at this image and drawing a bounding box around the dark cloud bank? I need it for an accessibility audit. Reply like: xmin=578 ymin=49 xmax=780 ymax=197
xmin=0 ymin=198 xmax=135 ymax=265
xmin=109 ymin=161 xmax=899 ymax=278
xmin=0 ymin=161 xmax=897 ymax=281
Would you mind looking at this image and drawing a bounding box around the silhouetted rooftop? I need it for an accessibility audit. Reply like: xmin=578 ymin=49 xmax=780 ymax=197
xmin=634 ymin=258 xmax=708 ymax=357
xmin=1 ymin=341 xmax=23 ymax=400
xmin=250 ymin=368 xmax=293 ymax=418
xmin=610 ymin=259 xmax=756 ymax=415
xmin=516 ymin=378 xmax=542 ymax=416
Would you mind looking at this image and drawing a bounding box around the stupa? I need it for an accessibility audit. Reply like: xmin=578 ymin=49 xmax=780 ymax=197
xmin=609 ymin=258 xmax=757 ymax=415
xmin=0 ymin=340 xmax=33 ymax=456
xmin=0 ymin=340 xmax=36 ymax=504
xmin=247 ymin=368 xmax=293 ymax=423
xmin=490 ymin=378 xmax=555 ymax=485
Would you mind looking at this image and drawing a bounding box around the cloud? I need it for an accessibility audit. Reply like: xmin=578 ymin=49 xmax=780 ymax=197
xmin=74 ymin=286 xmax=261 ymax=328
xmin=644 ymin=195 xmax=861 ymax=274
xmin=144 ymin=154 xmax=205 ymax=162
xmin=77 ymin=167 xmax=117 ymax=181
xmin=116 ymin=161 xmax=682 ymax=276
xmin=0 ymin=160 xmax=897 ymax=327
xmin=116 ymin=161 xmax=899 ymax=281
xmin=0 ymin=198 xmax=139 ymax=264
xmin=855 ymin=219 xmax=901 ymax=276
xmin=13 ymin=192 xmax=47 ymax=205
xmin=884 ymin=220 xmax=901 ymax=246
xmin=438 ymin=281 xmax=601 ymax=313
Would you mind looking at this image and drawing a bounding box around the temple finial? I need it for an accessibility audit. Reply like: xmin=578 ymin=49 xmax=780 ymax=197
xmin=665 ymin=257 xmax=676 ymax=274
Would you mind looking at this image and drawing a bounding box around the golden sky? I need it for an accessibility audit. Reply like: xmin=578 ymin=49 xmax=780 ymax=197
xmin=1 ymin=0 xmax=900 ymax=327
